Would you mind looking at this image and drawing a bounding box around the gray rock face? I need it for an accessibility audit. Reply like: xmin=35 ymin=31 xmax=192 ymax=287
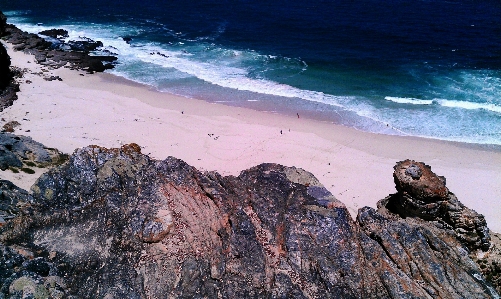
xmin=0 ymin=132 xmax=68 ymax=171
xmin=0 ymin=179 xmax=32 ymax=226
xmin=0 ymin=145 xmax=499 ymax=298
xmin=385 ymin=159 xmax=491 ymax=251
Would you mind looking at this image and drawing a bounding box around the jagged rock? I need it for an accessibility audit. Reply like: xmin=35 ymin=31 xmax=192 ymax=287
xmin=0 ymin=42 xmax=11 ymax=91
xmin=1 ymin=16 xmax=117 ymax=73
xmin=0 ymin=180 xmax=33 ymax=226
xmin=0 ymin=145 xmax=22 ymax=170
xmin=38 ymin=28 xmax=69 ymax=39
xmin=122 ymin=36 xmax=132 ymax=44
xmin=383 ymin=159 xmax=491 ymax=251
xmin=0 ymin=244 xmax=72 ymax=298
xmin=0 ymin=145 xmax=498 ymax=298
xmin=358 ymin=207 xmax=498 ymax=298
xmin=67 ymin=38 xmax=103 ymax=53
xmin=0 ymin=82 xmax=18 ymax=112
xmin=44 ymin=75 xmax=63 ymax=82
xmin=473 ymin=233 xmax=501 ymax=295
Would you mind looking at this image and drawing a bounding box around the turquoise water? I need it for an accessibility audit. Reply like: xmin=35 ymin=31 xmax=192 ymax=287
xmin=2 ymin=0 xmax=500 ymax=145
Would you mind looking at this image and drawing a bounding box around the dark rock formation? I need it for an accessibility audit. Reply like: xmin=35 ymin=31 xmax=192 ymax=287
xmin=0 ymin=39 xmax=11 ymax=91
xmin=0 ymin=11 xmax=6 ymax=37
xmin=382 ymin=159 xmax=491 ymax=251
xmin=122 ymin=36 xmax=132 ymax=44
xmin=0 ymin=11 xmax=117 ymax=73
xmin=0 ymin=132 xmax=68 ymax=171
xmin=38 ymin=28 xmax=69 ymax=39
xmin=2 ymin=24 xmax=117 ymax=73
xmin=0 ymin=179 xmax=32 ymax=226
xmin=67 ymin=38 xmax=104 ymax=53
xmin=473 ymin=233 xmax=501 ymax=295
xmin=0 ymin=11 xmax=19 ymax=112
xmin=0 ymin=10 xmax=118 ymax=112
xmin=0 ymin=144 xmax=498 ymax=298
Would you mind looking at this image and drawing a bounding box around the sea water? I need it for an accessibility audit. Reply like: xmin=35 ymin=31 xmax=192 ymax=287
xmin=1 ymin=0 xmax=500 ymax=145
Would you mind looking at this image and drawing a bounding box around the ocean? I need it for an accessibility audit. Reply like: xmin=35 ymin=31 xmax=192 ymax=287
xmin=2 ymin=0 xmax=500 ymax=145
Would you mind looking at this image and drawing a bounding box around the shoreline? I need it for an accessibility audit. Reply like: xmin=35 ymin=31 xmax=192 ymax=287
xmin=1 ymin=40 xmax=501 ymax=232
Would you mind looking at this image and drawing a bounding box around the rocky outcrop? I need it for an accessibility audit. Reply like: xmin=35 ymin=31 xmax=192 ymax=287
xmin=0 ymin=144 xmax=498 ymax=298
xmin=381 ymin=159 xmax=491 ymax=251
xmin=0 ymin=12 xmax=19 ymax=113
xmin=0 ymin=11 xmax=117 ymax=73
xmin=0 ymin=37 xmax=11 ymax=91
xmin=38 ymin=29 xmax=69 ymax=39
xmin=0 ymin=132 xmax=68 ymax=172
xmin=0 ymin=10 xmax=118 ymax=113
xmin=0 ymin=11 xmax=6 ymax=37
xmin=2 ymin=24 xmax=117 ymax=73
xmin=474 ymin=233 xmax=501 ymax=295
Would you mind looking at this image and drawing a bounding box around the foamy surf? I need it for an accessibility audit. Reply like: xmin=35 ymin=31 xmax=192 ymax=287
xmin=385 ymin=97 xmax=501 ymax=114
xmin=4 ymin=7 xmax=501 ymax=146
xmin=384 ymin=97 xmax=434 ymax=105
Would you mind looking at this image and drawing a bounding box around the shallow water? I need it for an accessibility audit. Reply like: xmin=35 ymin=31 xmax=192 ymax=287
xmin=2 ymin=0 xmax=500 ymax=144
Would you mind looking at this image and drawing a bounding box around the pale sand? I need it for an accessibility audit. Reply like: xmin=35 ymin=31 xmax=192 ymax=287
xmin=2 ymin=41 xmax=500 ymax=232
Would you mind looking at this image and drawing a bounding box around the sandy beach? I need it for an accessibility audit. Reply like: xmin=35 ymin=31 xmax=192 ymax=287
xmin=1 ymin=40 xmax=500 ymax=232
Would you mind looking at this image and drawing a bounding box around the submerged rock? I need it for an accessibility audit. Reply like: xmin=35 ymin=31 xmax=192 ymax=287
xmin=0 ymin=145 xmax=498 ymax=298
xmin=38 ymin=28 xmax=69 ymax=39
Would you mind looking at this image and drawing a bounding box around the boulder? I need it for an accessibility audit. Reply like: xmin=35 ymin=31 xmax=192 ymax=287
xmin=382 ymin=159 xmax=491 ymax=251
xmin=0 ymin=132 xmax=68 ymax=172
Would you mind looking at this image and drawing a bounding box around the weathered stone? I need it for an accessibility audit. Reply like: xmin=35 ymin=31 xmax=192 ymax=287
xmin=0 ymin=179 xmax=32 ymax=223
xmin=0 ymin=145 xmax=498 ymax=298
xmin=393 ymin=159 xmax=448 ymax=201
xmin=385 ymin=159 xmax=491 ymax=252
xmin=1 ymin=19 xmax=116 ymax=73
xmin=0 ymin=13 xmax=19 ymax=113
xmin=1 ymin=120 xmax=20 ymax=133
xmin=0 ymin=11 xmax=7 ymax=37
xmin=358 ymin=206 xmax=497 ymax=298
xmin=473 ymin=232 xmax=501 ymax=295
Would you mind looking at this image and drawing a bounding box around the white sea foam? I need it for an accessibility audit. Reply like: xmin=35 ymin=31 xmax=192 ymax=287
xmin=130 ymin=44 xmax=352 ymax=109
xmin=436 ymin=99 xmax=501 ymax=114
xmin=6 ymin=13 xmax=501 ymax=145
xmin=5 ymin=16 xmax=354 ymax=111
xmin=385 ymin=96 xmax=501 ymax=114
xmin=384 ymin=97 xmax=434 ymax=105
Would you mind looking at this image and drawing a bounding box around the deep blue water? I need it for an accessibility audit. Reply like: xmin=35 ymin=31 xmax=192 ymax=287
xmin=2 ymin=0 xmax=501 ymax=145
